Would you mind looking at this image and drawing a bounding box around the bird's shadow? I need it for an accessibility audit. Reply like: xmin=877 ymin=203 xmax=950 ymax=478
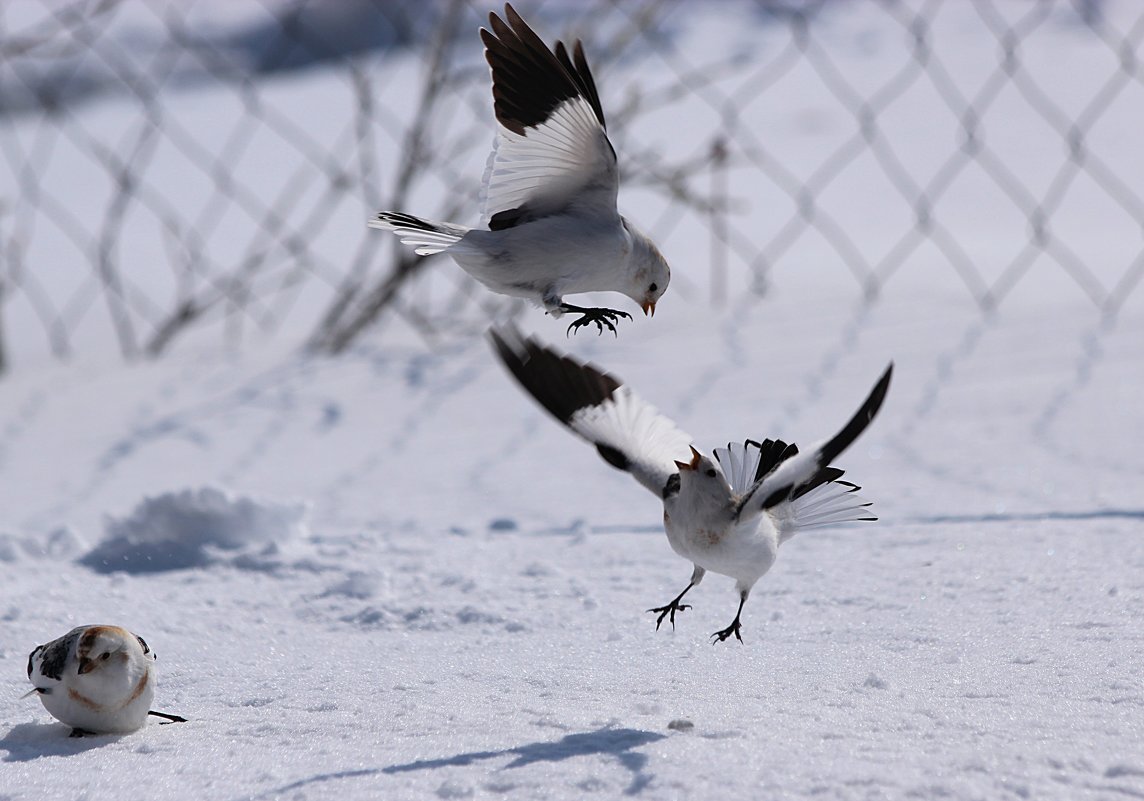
xmin=0 ymin=722 xmax=125 ymax=762
xmin=383 ymin=726 xmax=665 ymax=795
xmin=257 ymin=726 xmax=666 ymax=799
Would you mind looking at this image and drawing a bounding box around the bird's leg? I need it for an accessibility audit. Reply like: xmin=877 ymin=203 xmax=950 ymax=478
xmin=556 ymin=303 xmax=633 ymax=337
xmin=148 ymin=710 xmax=188 ymax=725
xmin=711 ymin=592 xmax=748 ymax=644
xmin=648 ymin=566 xmax=705 ymax=631
xmin=69 ymin=728 xmax=97 ymax=738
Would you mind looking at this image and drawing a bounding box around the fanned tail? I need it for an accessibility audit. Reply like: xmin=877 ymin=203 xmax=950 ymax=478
xmin=369 ymin=212 xmax=469 ymax=256
xmin=714 ymin=438 xmax=876 ymax=542
xmin=777 ymin=479 xmax=876 ymax=541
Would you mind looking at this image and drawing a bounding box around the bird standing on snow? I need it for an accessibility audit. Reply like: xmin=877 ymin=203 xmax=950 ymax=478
xmin=26 ymin=625 xmax=186 ymax=736
xmin=370 ymin=4 xmax=671 ymax=336
xmin=489 ymin=327 xmax=892 ymax=643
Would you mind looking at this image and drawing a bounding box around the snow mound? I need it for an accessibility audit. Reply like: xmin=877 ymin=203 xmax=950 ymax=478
xmin=0 ymin=527 xmax=86 ymax=563
xmin=80 ymin=487 xmax=308 ymax=573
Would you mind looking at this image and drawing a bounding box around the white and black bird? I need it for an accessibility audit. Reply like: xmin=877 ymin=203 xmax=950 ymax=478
xmin=26 ymin=625 xmax=186 ymax=736
xmin=370 ymin=4 xmax=670 ymax=336
xmin=489 ymin=327 xmax=893 ymax=643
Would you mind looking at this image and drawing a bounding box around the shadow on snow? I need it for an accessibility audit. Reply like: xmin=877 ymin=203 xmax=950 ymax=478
xmin=0 ymin=722 xmax=125 ymax=762
xmin=256 ymin=726 xmax=666 ymax=797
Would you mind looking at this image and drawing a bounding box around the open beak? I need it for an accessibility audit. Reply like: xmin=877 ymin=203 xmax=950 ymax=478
xmin=673 ymin=445 xmax=702 ymax=471
xmin=641 ymin=300 xmax=656 ymax=317
xmin=77 ymin=657 xmax=95 ymax=675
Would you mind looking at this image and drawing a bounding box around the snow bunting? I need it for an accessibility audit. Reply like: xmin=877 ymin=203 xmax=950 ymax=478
xmin=489 ymin=327 xmax=892 ymax=643
xmin=26 ymin=625 xmax=186 ymax=736
xmin=370 ymin=3 xmax=670 ymax=336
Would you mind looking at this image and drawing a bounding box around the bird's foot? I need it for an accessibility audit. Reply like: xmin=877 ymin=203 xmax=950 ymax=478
xmin=647 ymin=599 xmax=691 ymax=631
xmin=710 ymin=619 xmax=743 ymax=644
xmin=69 ymin=728 xmax=97 ymax=738
xmin=149 ymin=710 xmax=188 ymax=725
xmin=559 ymin=305 xmax=633 ymax=337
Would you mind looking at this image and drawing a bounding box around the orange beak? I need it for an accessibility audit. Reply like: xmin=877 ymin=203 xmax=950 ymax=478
xmin=641 ymin=300 xmax=656 ymax=317
xmin=673 ymin=445 xmax=702 ymax=471
xmin=77 ymin=657 xmax=96 ymax=675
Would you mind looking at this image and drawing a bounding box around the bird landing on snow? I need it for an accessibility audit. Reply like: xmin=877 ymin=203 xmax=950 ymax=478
xmin=369 ymin=4 xmax=671 ymax=336
xmin=489 ymin=326 xmax=892 ymax=643
xmin=26 ymin=625 xmax=187 ymax=737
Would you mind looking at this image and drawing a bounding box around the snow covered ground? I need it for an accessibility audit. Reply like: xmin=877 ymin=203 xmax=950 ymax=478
xmin=2 ymin=2 xmax=1144 ymax=799
xmin=1 ymin=288 xmax=1141 ymax=799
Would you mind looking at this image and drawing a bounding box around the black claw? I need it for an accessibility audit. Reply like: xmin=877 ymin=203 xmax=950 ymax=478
xmin=563 ymin=307 xmax=632 ymax=337
xmin=710 ymin=621 xmax=744 ymax=644
xmin=647 ymin=600 xmax=692 ymax=631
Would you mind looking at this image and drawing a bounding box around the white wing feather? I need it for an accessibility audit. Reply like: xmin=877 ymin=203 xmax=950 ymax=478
xmin=568 ymin=386 xmax=692 ymax=497
xmin=480 ymin=97 xmax=618 ymax=226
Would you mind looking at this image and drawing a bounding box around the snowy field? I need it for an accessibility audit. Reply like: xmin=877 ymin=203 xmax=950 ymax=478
xmin=2 ymin=2 xmax=1144 ymax=800
xmin=2 ymin=293 xmax=1140 ymax=800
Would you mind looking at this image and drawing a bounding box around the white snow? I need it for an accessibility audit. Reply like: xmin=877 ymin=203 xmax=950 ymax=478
xmin=1 ymin=2 xmax=1143 ymax=800
xmin=81 ymin=487 xmax=308 ymax=573
xmin=0 ymin=292 xmax=1139 ymax=799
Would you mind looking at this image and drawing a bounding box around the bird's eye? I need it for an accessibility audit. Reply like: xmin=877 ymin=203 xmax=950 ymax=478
xmin=100 ymin=652 xmax=110 ymax=661
xmin=706 ymin=469 xmax=717 ymax=478
xmin=649 ymin=283 xmax=658 ymax=293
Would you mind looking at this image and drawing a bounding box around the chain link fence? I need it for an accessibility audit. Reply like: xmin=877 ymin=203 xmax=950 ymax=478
xmin=1 ymin=0 xmax=1142 ymax=372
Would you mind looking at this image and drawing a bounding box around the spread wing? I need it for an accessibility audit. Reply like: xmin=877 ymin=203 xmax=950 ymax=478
xmin=489 ymin=325 xmax=692 ymax=498
xmin=478 ymin=4 xmax=618 ymax=230
xmin=734 ymin=365 xmax=893 ymax=522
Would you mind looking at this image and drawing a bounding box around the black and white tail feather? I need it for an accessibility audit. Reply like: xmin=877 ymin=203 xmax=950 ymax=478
xmin=713 ymin=440 xmax=875 ymax=542
xmin=369 ymin=213 xmax=469 ymax=256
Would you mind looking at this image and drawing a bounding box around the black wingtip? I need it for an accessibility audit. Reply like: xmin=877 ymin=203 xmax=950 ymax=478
xmin=488 ymin=324 xmax=621 ymax=428
xmin=820 ymin=362 xmax=893 ymax=467
xmin=481 ymin=3 xmax=605 ymax=135
xmin=746 ymin=363 xmax=891 ymax=514
xmin=486 ymin=325 xmax=517 ymax=368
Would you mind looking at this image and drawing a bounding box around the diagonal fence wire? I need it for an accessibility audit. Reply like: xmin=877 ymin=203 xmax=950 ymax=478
xmin=0 ymin=0 xmax=1142 ymax=373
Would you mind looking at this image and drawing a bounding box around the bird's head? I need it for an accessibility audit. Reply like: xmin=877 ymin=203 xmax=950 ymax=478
xmin=75 ymin=626 xmax=149 ymax=676
xmin=622 ymin=223 xmax=671 ymax=317
xmin=673 ymin=446 xmax=731 ymax=499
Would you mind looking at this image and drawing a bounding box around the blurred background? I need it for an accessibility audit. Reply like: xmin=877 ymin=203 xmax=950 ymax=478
xmin=1 ymin=0 xmax=1142 ymax=373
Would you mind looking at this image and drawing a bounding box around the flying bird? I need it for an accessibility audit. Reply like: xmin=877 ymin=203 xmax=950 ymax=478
xmin=370 ymin=3 xmax=670 ymax=336
xmin=489 ymin=326 xmax=892 ymax=643
xmin=26 ymin=625 xmax=187 ymax=736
